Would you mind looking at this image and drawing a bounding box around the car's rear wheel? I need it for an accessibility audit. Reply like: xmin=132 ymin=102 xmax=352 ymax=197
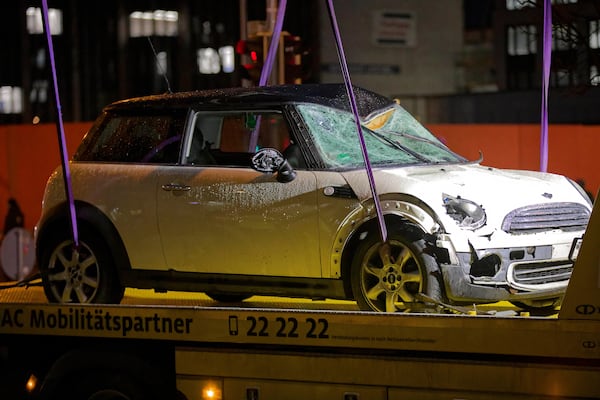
xmin=39 ymin=226 xmax=124 ymax=304
xmin=351 ymin=227 xmax=443 ymax=312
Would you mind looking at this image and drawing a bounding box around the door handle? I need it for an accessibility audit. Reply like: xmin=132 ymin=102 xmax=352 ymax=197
xmin=161 ymin=183 xmax=191 ymax=192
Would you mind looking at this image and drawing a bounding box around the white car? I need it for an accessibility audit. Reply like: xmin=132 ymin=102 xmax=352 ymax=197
xmin=35 ymin=84 xmax=592 ymax=312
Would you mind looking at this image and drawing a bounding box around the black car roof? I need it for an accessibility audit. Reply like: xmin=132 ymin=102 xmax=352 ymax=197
xmin=104 ymin=84 xmax=394 ymax=119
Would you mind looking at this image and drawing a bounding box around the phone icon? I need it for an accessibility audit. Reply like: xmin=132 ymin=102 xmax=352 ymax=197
xmin=229 ymin=315 xmax=239 ymax=336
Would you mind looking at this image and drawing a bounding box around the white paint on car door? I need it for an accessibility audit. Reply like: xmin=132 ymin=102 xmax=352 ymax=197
xmin=156 ymin=166 xmax=321 ymax=277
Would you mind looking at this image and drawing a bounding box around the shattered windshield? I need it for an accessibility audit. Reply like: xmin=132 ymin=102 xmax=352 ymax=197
xmin=297 ymin=103 xmax=465 ymax=168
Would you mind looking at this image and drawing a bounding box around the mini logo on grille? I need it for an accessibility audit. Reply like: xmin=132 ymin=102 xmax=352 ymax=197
xmin=542 ymin=192 xmax=553 ymax=199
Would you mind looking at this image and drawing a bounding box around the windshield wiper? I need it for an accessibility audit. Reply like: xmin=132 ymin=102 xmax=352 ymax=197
xmin=378 ymin=129 xmax=448 ymax=150
xmin=378 ymin=129 xmax=466 ymax=162
xmin=365 ymin=128 xmax=429 ymax=163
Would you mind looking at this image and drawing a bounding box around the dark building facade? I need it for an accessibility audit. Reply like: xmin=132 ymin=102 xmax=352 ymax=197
xmin=1 ymin=0 xmax=599 ymax=124
xmin=436 ymin=0 xmax=600 ymax=123
xmin=0 ymin=0 xmax=318 ymax=124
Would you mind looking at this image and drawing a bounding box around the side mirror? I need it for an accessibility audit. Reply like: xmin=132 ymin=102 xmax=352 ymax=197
xmin=251 ymin=148 xmax=297 ymax=183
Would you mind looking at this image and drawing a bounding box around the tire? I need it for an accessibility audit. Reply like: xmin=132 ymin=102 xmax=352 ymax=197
xmin=39 ymin=226 xmax=124 ymax=304
xmin=350 ymin=226 xmax=443 ymax=312
xmin=206 ymin=293 xmax=251 ymax=302
xmin=40 ymin=350 xmax=172 ymax=400
xmin=51 ymin=370 xmax=147 ymax=400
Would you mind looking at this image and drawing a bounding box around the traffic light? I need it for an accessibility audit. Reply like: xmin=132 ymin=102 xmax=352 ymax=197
xmin=237 ymin=32 xmax=306 ymax=86
xmin=236 ymin=34 xmax=267 ymax=86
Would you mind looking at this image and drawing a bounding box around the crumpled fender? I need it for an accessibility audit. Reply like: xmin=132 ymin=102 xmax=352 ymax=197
xmin=330 ymin=194 xmax=445 ymax=278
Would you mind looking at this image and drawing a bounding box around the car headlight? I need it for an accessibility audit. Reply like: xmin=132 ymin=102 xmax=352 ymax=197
xmin=442 ymin=194 xmax=486 ymax=230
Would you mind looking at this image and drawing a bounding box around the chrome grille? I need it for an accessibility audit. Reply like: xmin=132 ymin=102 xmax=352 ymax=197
xmin=511 ymin=262 xmax=573 ymax=285
xmin=502 ymin=202 xmax=590 ymax=233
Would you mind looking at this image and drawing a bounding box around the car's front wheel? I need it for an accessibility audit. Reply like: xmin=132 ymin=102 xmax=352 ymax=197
xmin=39 ymin=226 xmax=124 ymax=304
xmin=351 ymin=227 xmax=443 ymax=312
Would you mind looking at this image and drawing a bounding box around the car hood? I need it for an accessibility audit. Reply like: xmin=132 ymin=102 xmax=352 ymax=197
xmin=340 ymin=163 xmax=591 ymax=231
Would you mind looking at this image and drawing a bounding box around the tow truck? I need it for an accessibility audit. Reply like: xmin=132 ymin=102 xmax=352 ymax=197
xmin=0 ymin=197 xmax=598 ymax=400
xmin=3 ymin=2 xmax=596 ymax=398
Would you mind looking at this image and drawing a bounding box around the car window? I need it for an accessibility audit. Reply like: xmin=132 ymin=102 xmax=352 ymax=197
xmin=183 ymin=111 xmax=297 ymax=167
xmin=75 ymin=111 xmax=185 ymax=164
xmin=297 ymin=104 xmax=420 ymax=168
xmin=372 ymin=104 xmax=465 ymax=163
xmin=296 ymin=103 xmax=463 ymax=168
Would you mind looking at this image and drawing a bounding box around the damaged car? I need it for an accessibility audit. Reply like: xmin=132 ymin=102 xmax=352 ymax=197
xmin=35 ymin=84 xmax=593 ymax=312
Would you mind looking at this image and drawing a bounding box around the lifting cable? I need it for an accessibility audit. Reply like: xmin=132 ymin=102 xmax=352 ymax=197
xmin=42 ymin=0 xmax=79 ymax=248
xmin=325 ymin=0 xmax=388 ymax=242
xmin=540 ymin=0 xmax=552 ymax=173
xmin=2 ymin=1 xmax=78 ymax=291
xmin=248 ymin=0 xmax=288 ymax=152
xmin=257 ymin=0 xmax=388 ymax=242
xmin=259 ymin=0 xmax=288 ymax=87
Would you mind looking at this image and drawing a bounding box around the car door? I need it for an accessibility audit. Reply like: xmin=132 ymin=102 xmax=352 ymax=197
xmin=156 ymin=109 xmax=322 ymax=278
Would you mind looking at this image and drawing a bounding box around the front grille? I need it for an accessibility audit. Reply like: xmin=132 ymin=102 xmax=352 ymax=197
xmin=502 ymin=202 xmax=590 ymax=233
xmin=511 ymin=261 xmax=573 ymax=285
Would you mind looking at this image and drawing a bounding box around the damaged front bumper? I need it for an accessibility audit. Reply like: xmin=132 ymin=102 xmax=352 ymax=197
xmin=434 ymin=234 xmax=578 ymax=304
xmin=439 ymin=262 xmax=569 ymax=304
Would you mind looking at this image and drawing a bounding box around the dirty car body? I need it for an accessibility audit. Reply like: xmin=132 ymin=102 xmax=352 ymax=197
xmin=35 ymin=84 xmax=592 ymax=312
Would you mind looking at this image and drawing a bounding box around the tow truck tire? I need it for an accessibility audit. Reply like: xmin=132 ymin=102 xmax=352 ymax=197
xmin=52 ymin=370 xmax=147 ymax=400
xmin=351 ymin=226 xmax=443 ymax=312
xmin=40 ymin=350 xmax=171 ymax=400
xmin=39 ymin=226 xmax=124 ymax=304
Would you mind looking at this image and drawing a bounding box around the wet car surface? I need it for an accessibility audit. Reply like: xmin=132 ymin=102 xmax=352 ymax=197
xmin=35 ymin=84 xmax=592 ymax=312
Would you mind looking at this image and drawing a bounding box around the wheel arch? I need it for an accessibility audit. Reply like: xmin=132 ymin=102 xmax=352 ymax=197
xmin=36 ymin=200 xmax=131 ymax=275
xmin=337 ymin=195 xmax=444 ymax=299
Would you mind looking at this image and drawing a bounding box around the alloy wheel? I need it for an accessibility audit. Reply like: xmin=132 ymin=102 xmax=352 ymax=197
xmin=47 ymin=240 xmax=100 ymax=303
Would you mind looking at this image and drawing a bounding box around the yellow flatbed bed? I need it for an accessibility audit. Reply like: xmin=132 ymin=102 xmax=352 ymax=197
xmin=1 ymin=202 xmax=600 ymax=399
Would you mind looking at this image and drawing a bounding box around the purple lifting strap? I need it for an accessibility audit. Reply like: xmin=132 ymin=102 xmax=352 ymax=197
xmin=326 ymin=0 xmax=387 ymax=242
xmin=248 ymin=0 xmax=287 ymax=152
xmin=42 ymin=0 xmax=79 ymax=247
xmin=540 ymin=0 xmax=552 ymax=172
xmin=259 ymin=0 xmax=287 ymax=86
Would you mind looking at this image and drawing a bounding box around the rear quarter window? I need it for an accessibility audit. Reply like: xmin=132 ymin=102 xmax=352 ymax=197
xmin=75 ymin=111 xmax=185 ymax=164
